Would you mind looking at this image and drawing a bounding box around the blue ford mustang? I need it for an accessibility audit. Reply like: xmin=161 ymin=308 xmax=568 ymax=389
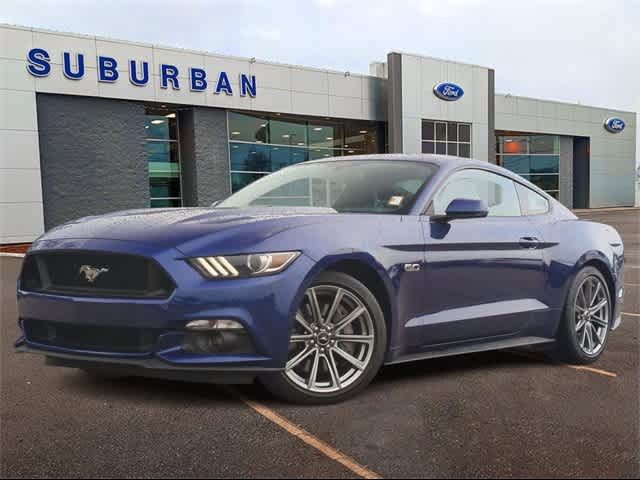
xmin=15 ymin=155 xmax=625 ymax=404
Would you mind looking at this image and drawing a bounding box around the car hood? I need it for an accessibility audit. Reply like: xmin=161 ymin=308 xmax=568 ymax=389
xmin=39 ymin=207 xmax=338 ymax=252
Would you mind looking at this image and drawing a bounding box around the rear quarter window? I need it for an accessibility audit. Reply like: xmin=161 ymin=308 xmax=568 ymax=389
xmin=516 ymin=183 xmax=550 ymax=215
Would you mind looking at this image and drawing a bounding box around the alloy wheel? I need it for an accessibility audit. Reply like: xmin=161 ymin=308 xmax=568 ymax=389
xmin=574 ymin=275 xmax=610 ymax=356
xmin=285 ymin=285 xmax=375 ymax=394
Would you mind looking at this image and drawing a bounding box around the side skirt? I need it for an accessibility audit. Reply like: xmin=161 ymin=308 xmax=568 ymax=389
xmin=385 ymin=336 xmax=555 ymax=366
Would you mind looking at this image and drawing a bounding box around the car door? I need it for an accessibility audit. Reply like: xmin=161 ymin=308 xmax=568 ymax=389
xmin=410 ymin=168 xmax=547 ymax=349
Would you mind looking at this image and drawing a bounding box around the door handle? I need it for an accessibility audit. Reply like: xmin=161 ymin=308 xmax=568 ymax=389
xmin=519 ymin=236 xmax=540 ymax=249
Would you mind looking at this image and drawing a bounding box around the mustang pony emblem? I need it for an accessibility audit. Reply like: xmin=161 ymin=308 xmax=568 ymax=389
xmin=78 ymin=265 xmax=109 ymax=283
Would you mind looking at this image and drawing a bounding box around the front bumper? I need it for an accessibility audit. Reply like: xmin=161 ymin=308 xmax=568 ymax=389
xmin=15 ymin=238 xmax=316 ymax=376
xmin=15 ymin=341 xmax=277 ymax=384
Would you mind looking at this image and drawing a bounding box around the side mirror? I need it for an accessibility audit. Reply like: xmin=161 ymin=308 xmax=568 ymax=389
xmin=433 ymin=198 xmax=488 ymax=222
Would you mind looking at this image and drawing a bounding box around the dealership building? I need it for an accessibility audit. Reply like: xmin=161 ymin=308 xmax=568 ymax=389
xmin=0 ymin=24 xmax=637 ymax=244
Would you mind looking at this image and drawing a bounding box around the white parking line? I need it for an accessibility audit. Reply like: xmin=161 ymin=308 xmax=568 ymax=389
xmin=227 ymin=388 xmax=382 ymax=479
xmin=574 ymin=207 xmax=640 ymax=213
xmin=569 ymin=365 xmax=618 ymax=377
xmin=0 ymin=253 xmax=26 ymax=258
xmin=509 ymin=350 xmax=618 ymax=378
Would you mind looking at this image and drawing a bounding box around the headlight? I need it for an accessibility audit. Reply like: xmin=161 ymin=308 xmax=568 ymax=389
xmin=188 ymin=251 xmax=300 ymax=279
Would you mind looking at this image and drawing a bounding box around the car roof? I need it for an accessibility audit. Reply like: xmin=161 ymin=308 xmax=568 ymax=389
xmin=307 ymin=153 xmax=490 ymax=169
xmin=304 ymin=153 xmax=556 ymax=201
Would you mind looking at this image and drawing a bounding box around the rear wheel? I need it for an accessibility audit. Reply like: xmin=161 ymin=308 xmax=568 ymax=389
xmin=555 ymin=266 xmax=611 ymax=364
xmin=260 ymin=271 xmax=387 ymax=404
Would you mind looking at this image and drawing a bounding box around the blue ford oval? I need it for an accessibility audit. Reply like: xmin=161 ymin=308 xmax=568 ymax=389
xmin=434 ymin=82 xmax=464 ymax=101
xmin=604 ymin=117 xmax=626 ymax=133
xmin=14 ymin=155 xmax=625 ymax=404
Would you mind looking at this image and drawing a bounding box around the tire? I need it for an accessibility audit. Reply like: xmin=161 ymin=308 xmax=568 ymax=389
xmin=260 ymin=271 xmax=387 ymax=405
xmin=554 ymin=266 xmax=612 ymax=364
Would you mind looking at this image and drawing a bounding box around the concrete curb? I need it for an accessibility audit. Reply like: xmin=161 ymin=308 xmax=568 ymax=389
xmin=573 ymin=207 xmax=640 ymax=213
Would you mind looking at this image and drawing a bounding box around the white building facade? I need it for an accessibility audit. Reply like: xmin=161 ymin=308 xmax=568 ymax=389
xmin=0 ymin=24 xmax=636 ymax=244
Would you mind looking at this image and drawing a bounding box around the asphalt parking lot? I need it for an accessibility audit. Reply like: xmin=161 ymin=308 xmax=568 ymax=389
xmin=1 ymin=209 xmax=638 ymax=478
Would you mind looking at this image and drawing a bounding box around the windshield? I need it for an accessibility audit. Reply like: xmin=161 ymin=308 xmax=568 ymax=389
xmin=218 ymin=160 xmax=438 ymax=214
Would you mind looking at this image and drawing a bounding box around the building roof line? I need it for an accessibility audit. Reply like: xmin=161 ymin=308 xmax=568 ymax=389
xmin=0 ymin=22 xmax=380 ymax=80
xmin=387 ymin=50 xmax=494 ymax=70
xmin=496 ymin=92 xmax=637 ymax=115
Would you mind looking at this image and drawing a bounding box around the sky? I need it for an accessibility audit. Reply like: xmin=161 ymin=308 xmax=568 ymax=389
xmin=2 ymin=0 xmax=639 ymax=166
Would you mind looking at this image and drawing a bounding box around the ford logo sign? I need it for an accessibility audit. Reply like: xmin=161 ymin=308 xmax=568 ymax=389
xmin=604 ymin=117 xmax=625 ymax=133
xmin=434 ymin=82 xmax=464 ymax=101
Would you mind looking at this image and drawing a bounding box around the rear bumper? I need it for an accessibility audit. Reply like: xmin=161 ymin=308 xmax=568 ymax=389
xmin=611 ymin=283 xmax=624 ymax=331
xmin=15 ymin=340 xmax=280 ymax=384
xmin=612 ymin=256 xmax=625 ymax=331
xmin=611 ymin=314 xmax=622 ymax=331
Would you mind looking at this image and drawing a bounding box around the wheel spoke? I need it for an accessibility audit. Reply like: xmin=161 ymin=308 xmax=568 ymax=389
xmin=295 ymin=311 xmax=314 ymax=334
xmin=575 ymin=318 xmax=587 ymax=332
xmin=325 ymin=352 xmax=341 ymax=389
xmin=577 ymin=288 xmax=588 ymax=310
xmin=307 ymin=288 xmax=324 ymax=324
xmin=286 ymin=346 xmax=315 ymax=370
xmin=333 ymin=306 xmax=366 ymax=332
xmin=591 ymin=299 xmax=608 ymax=314
xmin=336 ymin=334 xmax=374 ymax=345
xmin=591 ymin=315 xmax=608 ymax=328
xmin=592 ymin=323 xmax=601 ymax=347
xmin=590 ymin=282 xmax=601 ymax=307
xmin=585 ymin=324 xmax=595 ymax=352
xmin=331 ymin=345 xmax=366 ymax=371
xmin=290 ymin=334 xmax=313 ymax=343
xmin=307 ymin=351 xmax=320 ymax=389
xmin=586 ymin=279 xmax=594 ymax=306
xmin=593 ymin=324 xmax=605 ymax=343
xmin=325 ymin=288 xmax=344 ymax=325
xmin=580 ymin=325 xmax=588 ymax=350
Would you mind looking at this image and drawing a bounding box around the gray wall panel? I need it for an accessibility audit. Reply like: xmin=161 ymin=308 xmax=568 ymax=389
xmin=387 ymin=53 xmax=403 ymax=153
xmin=495 ymin=95 xmax=636 ymax=207
xmin=178 ymin=109 xmax=198 ymax=207
xmin=36 ymin=93 xmax=147 ymax=230
xmin=559 ymin=136 xmax=574 ymax=208
xmin=190 ymin=107 xmax=230 ymax=205
xmin=487 ymin=69 xmax=496 ymax=163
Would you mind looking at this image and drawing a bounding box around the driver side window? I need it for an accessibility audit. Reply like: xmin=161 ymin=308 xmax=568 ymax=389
xmin=432 ymin=169 xmax=522 ymax=217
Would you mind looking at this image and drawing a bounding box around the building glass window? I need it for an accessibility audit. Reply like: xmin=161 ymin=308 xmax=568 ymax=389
xmin=228 ymin=111 xmax=385 ymax=192
xmin=421 ymin=120 xmax=472 ymax=158
xmin=146 ymin=108 xmax=182 ymax=208
xmin=496 ymin=134 xmax=560 ymax=198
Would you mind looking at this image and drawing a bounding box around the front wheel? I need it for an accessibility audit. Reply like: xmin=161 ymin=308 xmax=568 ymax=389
xmin=260 ymin=271 xmax=387 ymax=404
xmin=555 ymin=266 xmax=612 ymax=364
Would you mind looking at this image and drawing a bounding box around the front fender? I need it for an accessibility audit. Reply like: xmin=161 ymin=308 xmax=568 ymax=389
xmin=552 ymin=247 xmax=622 ymax=336
xmin=286 ymin=251 xmax=398 ymax=356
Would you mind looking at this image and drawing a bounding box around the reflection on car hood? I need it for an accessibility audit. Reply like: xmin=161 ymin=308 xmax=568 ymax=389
xmin=38 ymin=207 xmax=338 ymax=248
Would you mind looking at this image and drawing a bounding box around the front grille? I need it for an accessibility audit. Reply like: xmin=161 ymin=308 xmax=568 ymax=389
xmin=23 ymin=319 xmax=161 ymax=354
xmin=20 ymin=251 xmax=175 ymax=299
